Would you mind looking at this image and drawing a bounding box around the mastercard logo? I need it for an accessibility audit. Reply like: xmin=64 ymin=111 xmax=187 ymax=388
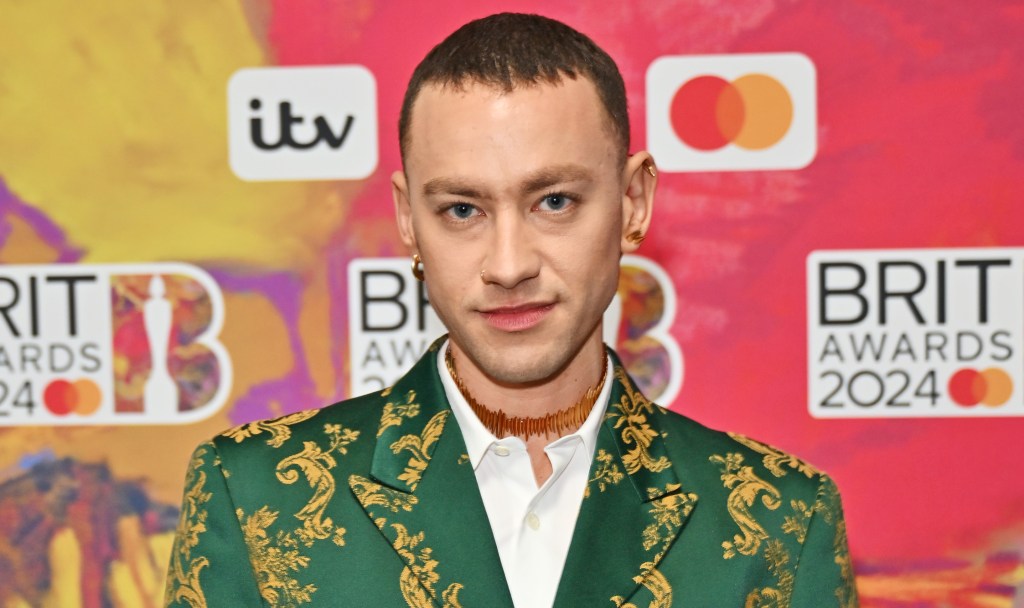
xmin=646 ymin=53 xmax=816 ymax=172
xmin=948 ymin=368 xmax=1013 ymax=407
xmin=670 ymin=74 xmax=792 ymax=151
xmin=43 ymin=379 xmax=103 ymax=416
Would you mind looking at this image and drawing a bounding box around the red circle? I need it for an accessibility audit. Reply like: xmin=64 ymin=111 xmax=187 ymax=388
xmin=670 ymin=76 xmax=738 ymax=151
xmin=948 ymin=369 xmax=985 ymax=407
xmin=44 ymin=380 xmax=77 ymax=415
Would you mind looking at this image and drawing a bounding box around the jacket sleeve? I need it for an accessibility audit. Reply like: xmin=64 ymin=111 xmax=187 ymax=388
xmin=789 ymin=475 xmax=859 ymax=608
xmin=164 ymin=441 xmax=264 ymax=608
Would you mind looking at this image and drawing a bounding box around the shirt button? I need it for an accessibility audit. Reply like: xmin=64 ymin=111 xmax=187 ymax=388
xmin=493 ymin=445 xmax=511 ymax=457
xmin=526 ymin=512 xmax=540 ymax=530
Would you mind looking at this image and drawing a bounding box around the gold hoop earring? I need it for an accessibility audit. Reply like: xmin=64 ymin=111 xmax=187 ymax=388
xmin=626 ymin=230 xmax=645 ymax=245
xmin=643 ymin=161 xmax=657 ymax=178
xmin=412 ymin=254 xmax=424 ymax=281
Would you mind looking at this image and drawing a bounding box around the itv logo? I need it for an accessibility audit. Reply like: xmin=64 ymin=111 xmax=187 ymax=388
xmin=228 ymin=65 xmax=378 ymax=181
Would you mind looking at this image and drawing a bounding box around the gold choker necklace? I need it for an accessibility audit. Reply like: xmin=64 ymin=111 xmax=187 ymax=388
xmin=444 ymin=347 xmax=608 ymax=439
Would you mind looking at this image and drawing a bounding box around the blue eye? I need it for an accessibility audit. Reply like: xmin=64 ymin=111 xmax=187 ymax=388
xmin=448 ymin=203 xmax=477 ymax=219
xmin=540 ymin=194 xmax=571 ymax=211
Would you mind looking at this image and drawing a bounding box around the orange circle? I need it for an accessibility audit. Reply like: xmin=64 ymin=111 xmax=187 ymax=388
xmin=72 ymin=379 xmax=102 ymax=415
xmin=731 ymin=74 xmax=793 ymax=150
xmin=980 ymin=368 xmax=1012 ymax=406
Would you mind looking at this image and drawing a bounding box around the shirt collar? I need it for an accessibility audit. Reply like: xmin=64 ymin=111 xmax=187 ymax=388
xmin=437 ymin=339 xmax=613 ymax=470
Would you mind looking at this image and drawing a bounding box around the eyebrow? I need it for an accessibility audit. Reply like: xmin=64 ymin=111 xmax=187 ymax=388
xmin=422 ymin=177 xmax=486 ymax=199
xmin=518 ymin=164 xmax=594 ymax=196
xmin=421 ymin=164 xmax=595 ymax=199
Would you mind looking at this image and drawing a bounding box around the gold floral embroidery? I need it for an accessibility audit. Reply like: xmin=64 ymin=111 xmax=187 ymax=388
xmin=607 ymin=368 xmax=671 ymax=474
xmin=782 ymin=499 xmax=813 ymax=544
xmin=611 ymin=562 xmax=673 ymax=608
xmin=710 ymin=452 xmax=782 ymax=558
xmin=238 ymin=506 xmax=316 ymax=607
xmin=275 ymin=423 xmax=360 ymax=546
xmin=642 ymin=484 xmax=697 ymax=561
xmin=379 ymin=390 xmax=421 ymax=437
xmin=743 ymin=539 xmax=794 ymax=608
xmin=391 ymin=523 xmax=464 ymax=608
xmin=440 ymin=585 xmax=465 ymax=608
xmin=165 ymin=444 xmax=213 ymax=608
xmin=349 ymin=475 xmax=419 ymax=514
xmin=348 ymin=475 xmax=463 ymax=607
xmin=390 ymin=410 xmax=448 ymax=491
xmin=813 ymin=477 xmax=857 ymax=608
xmin=223 ymin=411 xmax=320 ymax=448
xmin=332 ymin=527 xmax=347 ymax=547
xmin=731 ymin=436 xmax=856 ymax=605
xmin=585 ymin=449 xmax=625 ymax=498
xmin=728 ymin=433 xmax=819 ymax=479
xmin=834 ymin=514 xmax=856 ymax=608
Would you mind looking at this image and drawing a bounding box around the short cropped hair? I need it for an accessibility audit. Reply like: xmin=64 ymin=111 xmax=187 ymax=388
xmin=398 ymin=13 xmax=629 ymax=164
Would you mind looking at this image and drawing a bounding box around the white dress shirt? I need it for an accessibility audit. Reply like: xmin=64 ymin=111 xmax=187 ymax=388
xmin=437 ymin=342 xmax=612 ymax=608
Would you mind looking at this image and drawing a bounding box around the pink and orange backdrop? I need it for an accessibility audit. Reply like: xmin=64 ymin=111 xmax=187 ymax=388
xmin=2 ymin=1 xmax=1023 ymax=606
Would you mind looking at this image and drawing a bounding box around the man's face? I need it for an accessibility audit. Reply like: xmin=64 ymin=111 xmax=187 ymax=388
xmin=394 ymin=77 xmax=650 ymax=386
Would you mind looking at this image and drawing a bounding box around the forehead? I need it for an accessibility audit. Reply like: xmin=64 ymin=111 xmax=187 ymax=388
xmin=403 ymin=78 xmax=620 ymax=186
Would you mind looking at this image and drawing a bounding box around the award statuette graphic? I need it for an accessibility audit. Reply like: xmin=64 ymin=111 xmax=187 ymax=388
xmin=142 ymin=275 xmax=180 ymax=417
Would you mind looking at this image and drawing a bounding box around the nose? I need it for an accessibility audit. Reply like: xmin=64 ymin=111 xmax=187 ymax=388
xmin=481 ymin=213 xmax=541 ymax=288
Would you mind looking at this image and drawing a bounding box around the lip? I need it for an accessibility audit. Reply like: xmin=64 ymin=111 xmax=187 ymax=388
xmin=478 ymin=302 xmax=555 ymax=332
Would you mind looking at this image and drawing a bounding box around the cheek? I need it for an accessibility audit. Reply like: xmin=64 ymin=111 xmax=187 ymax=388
xmin=550 ymin=223 xmax=622 ymax=296
xmin=422 ymin=270 xmax=466 ymax=332
xmin=420 ymin=240 xmax=479 ymax=309
xmin=413 ymin=211 xmax=472 ymax=268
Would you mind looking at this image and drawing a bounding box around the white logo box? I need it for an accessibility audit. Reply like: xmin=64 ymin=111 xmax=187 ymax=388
xmin=0 ymin=263 xmax=232 ymax=425
xmin=646 ymin=53 xmax=817 ymax=172
xmin=807 ymin=248 xmax=1024 ymax=418
xmin=228 ymin=65 xmax=378 ymax=181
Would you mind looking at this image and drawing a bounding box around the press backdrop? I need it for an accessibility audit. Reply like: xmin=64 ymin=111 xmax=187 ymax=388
xmin=2 ymin=1 xmax=1023 ymax=606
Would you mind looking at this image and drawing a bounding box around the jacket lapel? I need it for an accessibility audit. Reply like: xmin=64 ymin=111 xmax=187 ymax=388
xmin=348 ymin=339 xmax=513 ymax=608
xmin=554 ymin=357 xmax=699 ymax=608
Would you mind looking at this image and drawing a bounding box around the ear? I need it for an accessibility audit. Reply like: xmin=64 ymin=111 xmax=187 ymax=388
xmin=392 ymin=170 xmax=418 ymax=252
xmin=620 ymin=151 xmax=657 ymax=253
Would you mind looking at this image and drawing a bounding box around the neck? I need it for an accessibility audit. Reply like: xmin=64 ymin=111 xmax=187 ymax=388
xmin=446 ymin=333 xmax=607 ymax=428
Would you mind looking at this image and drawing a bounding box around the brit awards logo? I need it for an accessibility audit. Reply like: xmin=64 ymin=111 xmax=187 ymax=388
xmin=0 ymin=263 xmax=231 ymax=425
xmin=807 ymin=248 xmax=1023 ymax=418
xmin=227 ymin=65 xmax=378 ymax=181
xmin=646 ymin=53 xmax=817 ymax=172
xmin=347 ymin=256 xmax=684 ymax=406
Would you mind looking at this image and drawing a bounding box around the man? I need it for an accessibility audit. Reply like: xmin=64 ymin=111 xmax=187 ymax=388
xmin=165 ymin=13 xmax=857 ymax=608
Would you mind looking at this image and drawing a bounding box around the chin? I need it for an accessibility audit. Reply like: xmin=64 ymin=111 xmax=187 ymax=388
xmin=476 ymin=342 xmax=577 ymax=386
xmin=481 ymin=362 xmax=560 ymax=386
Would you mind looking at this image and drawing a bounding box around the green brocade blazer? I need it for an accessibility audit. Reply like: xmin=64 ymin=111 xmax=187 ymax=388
xmin=165 ymin=341 xmax=858 ymax=608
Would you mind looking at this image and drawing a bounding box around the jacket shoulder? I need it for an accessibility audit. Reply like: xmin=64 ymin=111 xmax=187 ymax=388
xmin=656 ymin=408 xmax=830 ymax=501
xmin=209 ymin=388 xmax=388 ymax=466
xmin=639 ymin=408 xmax=857 ymax=606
